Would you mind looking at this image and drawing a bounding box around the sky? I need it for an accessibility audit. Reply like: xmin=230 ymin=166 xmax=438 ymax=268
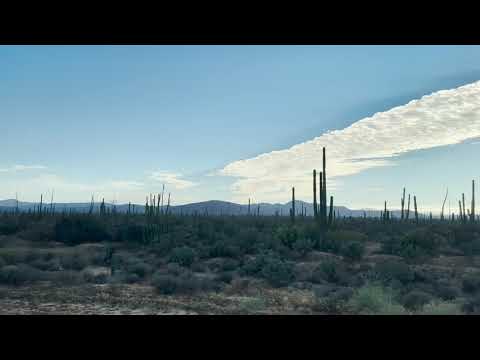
xmin=1 ymin=45 xmax=480 ymax=214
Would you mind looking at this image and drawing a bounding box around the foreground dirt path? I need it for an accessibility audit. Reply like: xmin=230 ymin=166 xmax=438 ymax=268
xmin=0 ymin=282 xmax=316 ymax=315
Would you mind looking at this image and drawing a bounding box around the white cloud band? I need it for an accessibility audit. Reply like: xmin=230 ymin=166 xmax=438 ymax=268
xmin=220 ymin=81 xmax=480 ymax=202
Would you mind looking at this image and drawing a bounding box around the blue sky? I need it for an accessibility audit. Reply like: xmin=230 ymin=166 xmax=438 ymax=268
xmin=1 ymin=45 xmax=480 ymax=213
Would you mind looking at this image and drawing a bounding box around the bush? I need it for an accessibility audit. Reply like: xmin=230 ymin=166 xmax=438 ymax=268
xmin=462 ymin=273 xmax=480 ymax=294
xmin=0 ymin=264 xmax=44 ymax=285
xmin=55 ymin=217 xmax=110 ymax=245
xmin=375 ymin=261 xmax=414 ymax=285
xmin=241 ymin=253 xmax=271 ymax=276
xmin=0 ymin=222 xmax=20 ymax=235
xmin=125 ymin=260 xmax=152 ymax=278
xmin=398 ymin=229 xmax=445 ymax=258
xmin=435 ymin=283 xmax=459 ymax=301
xmin=220 ymin=258 xmax=240 ymax=272
xmin=261 ymin=258 xmax=295 ymax=287
xmin=340 ymin=241 xmax=365 ymax=261
xmin=347 ymin=285 xmax=404 ymax=314
xmin=152 ymin=273 xmax=179 ymax=294
xmin=169 ymin=246 xmax=196 ymax=267
xmin=217 ymin=271 xmax=234 ymax=284
xmin=60 ymin=253 xmax=89 ymax=271
xmin=326 ymin=230 xmax=368 ymax=243
xmin=462 ymin=294 xmax=480 ymax=314
xmin=310 ymin=260 xmax=348 ymax=285
xmin=292 ymin=237 xmax=314 ymax=256
xmin=208 ymin=241 xmax=241 ymax=259
xmin=116 ymin=224 xmax=144 ymax=243
xmin=275 ymin=226 xmax=299 ymax=249
xmin=420 ymin=301 xmax=463 ymax=315
xmin=152 ymin=272 xmax=219 ymax=295
xmin=402 ymin=290 xmax=433 ymax=311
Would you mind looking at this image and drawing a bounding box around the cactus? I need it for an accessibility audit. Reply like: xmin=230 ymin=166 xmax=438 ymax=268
xmin=248 ymin=198 xmax=251 ymax=216
xmin=440 ymin=188 xmax=448 ymax=221
xmin=89 ymin=195 xmax=94 ymax=215
xmin=406 ymin=194 xmax=411 ymax=220
xmin=472 ymin=180 xmax=475 ymax=223
xmin=462 ymin=193 xmax=466 ymax=223
xmin=401 ymin=188 xmax=405 ymax=220
xmin=322 ymin=147 xmax=327 ymax=225
xmin=414 ymin=195 xmax=418 ymax=224
xmin=458 ymin=200 xmax=463 ymax=223
xmin=313 ymin=169 xmax=318 ymax=219
xmin=328 ymin=196 xmax=334 ymax=225
xmin=290 ymin=187 xmax=295 ymax=223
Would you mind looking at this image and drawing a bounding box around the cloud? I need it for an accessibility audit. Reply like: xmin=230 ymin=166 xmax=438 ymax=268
xmin=220 ymin=81 xmax=480 ymax=202
xmin=148 ymin=171 xmax=197 ymax=190
xmin=0 ymin=164 xmax=47 ymax=173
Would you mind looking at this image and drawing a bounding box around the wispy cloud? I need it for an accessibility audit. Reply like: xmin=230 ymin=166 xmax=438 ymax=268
xmin=149 ymin=171 xmax=197 ymax=190
xmin=0 ymin=164 xmax=47 ymax=173
xmin=220 ymin=81 xmax=480 ymax=202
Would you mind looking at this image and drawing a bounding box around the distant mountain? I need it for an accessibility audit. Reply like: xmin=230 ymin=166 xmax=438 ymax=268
xmin=0 ymin=198 xmax=404 ymax=218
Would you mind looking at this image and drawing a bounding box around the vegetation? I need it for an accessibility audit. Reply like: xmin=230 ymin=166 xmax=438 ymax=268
xmin=1 ymin=147 xmax=479 ymax=314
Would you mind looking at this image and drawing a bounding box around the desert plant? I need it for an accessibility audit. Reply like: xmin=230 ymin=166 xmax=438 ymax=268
xmin=169 ymin=246 xmax=196 ymax=267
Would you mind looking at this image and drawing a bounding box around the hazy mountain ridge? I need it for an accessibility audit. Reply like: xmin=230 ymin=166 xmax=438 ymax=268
xmin=0 ymin=199 xmax=403 ymax=217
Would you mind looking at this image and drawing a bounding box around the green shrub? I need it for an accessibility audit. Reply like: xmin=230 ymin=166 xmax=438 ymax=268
xmin=152 ymin=273 xmax=179 ymax=294
xmin=0 ymin=222 xmax=20 ymax=235
xmin=169 ymin=246 xmax=196 ymax=267
xmin=60 ymin=253 xmax=89 ymax=271
xmin=116 ymin=224 xmax=144 ymax=243
xmin=217 ymin=271 xmax=234 ymax=284
xmin=398 ymin=229 xmax=445 ymax=258
xmin=310 ymin=260 xmax=348 ymax=285
xmin=347 ymin=285 xmax=404 ymax=314
xmin=402 ymin=290 xmax=433 ymax=311
xmin=260 ymin=258 xmax=294 ymax=287
xmin=152 ymin=271 xmax=219 ymax=295
xmin=275 ymin=225 xmax=299 ymax=249
xmin=340 ymin=241 xmax=365 ymax=261
xmin=462 ymin=273 xmax=480 ymax=294
xmin=435 ymin=283 xmax=459 ymax=301
xmin=220 ymin=258 xmax=240 ymax=272
xmin=126 ymin=260 xmax=152 ymax=278
xmin=420 ymin=301 xmax=463 ymax=315
xmin=374 ymin=261 xmax=414 ymax=285
xmin=326 ymin=230 xmax=368 ymax=243
xmin=208 ymin=241 xmax=241 ymax=258
xmin=292 ymin=237 xmax=314 ymax=256
xmin=0 ymin=264 xmax=44 ymax=285
xmin=55 ymin=217 xmax=110 ymax=245
xmin=462 ymin=294 xmax=480 ymax=314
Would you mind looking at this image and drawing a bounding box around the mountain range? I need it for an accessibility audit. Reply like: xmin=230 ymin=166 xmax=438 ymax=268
xmin=0 ymin=199 xmax=403 ymax=218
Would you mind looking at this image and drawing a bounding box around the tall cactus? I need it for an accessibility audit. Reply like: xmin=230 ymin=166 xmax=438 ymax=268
xmin=472 ymin=180 xmax=475 ymax=223
xmin=322 ymin=147 xmax=327 ymax=225
xmin=290 ymin=187 xmax=295 ymax=223
xmin=313 ymin=169 xmax=318 ymax=219
xmin=328 ymin=196 xmax=334 ymax=225
xmin=459 ymin=200 xmax=463 ymax=223
xmin=401 ymin=187 xmax=405 ymax=220
xmin=414 ymin=195 xmax=418 ymax=224
xmin=319 ymin=171 xmax=323 ymax=222
xmin=462 ymin=193 xmax=466 ymax=223
xmin=406 ymin=194 xmax=411 ymax=220
xmin=441 ymin=188 xmax=448 ymax=221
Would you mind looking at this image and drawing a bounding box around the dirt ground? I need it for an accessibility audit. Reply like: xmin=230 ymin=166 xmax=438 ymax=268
xmin=0 ymin=282 xmax=316 ymax=315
